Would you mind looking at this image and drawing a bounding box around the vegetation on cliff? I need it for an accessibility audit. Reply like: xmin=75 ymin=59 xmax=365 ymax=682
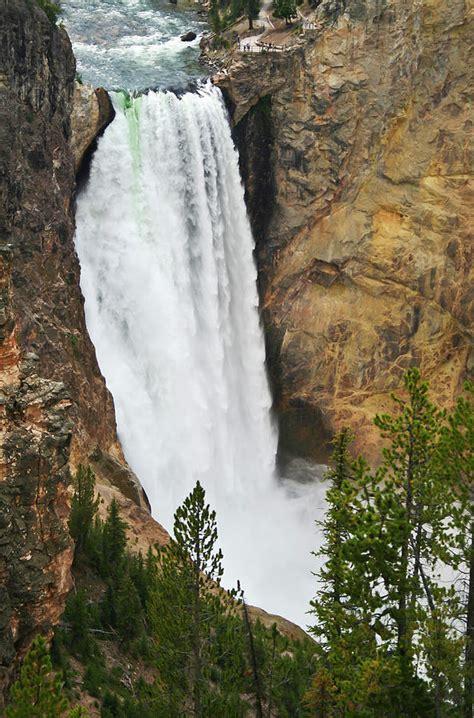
xmin=6 ymin=636 xmax=87 ymax=717
xmin=272 ymin=0 xmax=298 ymax=24
xmin=6 ymin=371 xmax=472 ymax=716
xmin=209 ymin=0 xmax=261 ymax=36
xmin=208 ymin=0 xmax=299 ymax=35
xmin=307 ymin=371 xmax=473 ymax=717
xmin=41 ymin=469 xmax=315 ymax=716
xmin=35 ymin=0 xmax=61 ymax=23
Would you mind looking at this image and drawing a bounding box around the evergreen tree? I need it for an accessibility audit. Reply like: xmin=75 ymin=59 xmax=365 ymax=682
xmin=370 ymin=368 xmax=455 ymax=714
xmin=436 ymin=382 xmax=474 ymax=717
xmin=308 ymin=370 xmax=461 ymax=716
xmin=147 ymin=481 xmax=243 ymax=717
xmin=100 ymin=498 xmax=128 ymax=579
xmin=253 ymin=621 xmax=315 ymax=718
xmin=115 ymin=573 xmax=143 ymax=644
xmin=89 ymin=499 xmax=148 ymax=645
xmin=241 ymin=593 xmax=264 ymax=717
xmin=69 ymin=465 xmax=99 ymax=559
xmin=246 ymin=0 xmax=260 ymax=30
xmin=129 ymin=552 xmax=149 ymax=609
xmin=273 ymin=0 xmax=297 ymax=24
xmin=209 ymin=0 xmax=222 ymax=34
xmin=36 ymin=0 xmax=61 ymax=24
xmin=63 ymin=589 xmax=95 ymax=659
xmin=308 ymin=429 xmax=396 ymax=716
xmin=6 ymin=636 xmax=68 ymax=718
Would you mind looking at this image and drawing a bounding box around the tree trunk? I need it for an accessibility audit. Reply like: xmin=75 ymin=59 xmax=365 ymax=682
xmin=414 ymin=537 xmax=443 ymax=718
xmin=464 ymin=521 xmax=474 ymax=718
xmin=267 ymin=626 xmax=277 ymax=718
xmin=192 ymin=537 xmax=202 ymax=717
xmin=398 ymin=428 xmax=415 ymax=706
xmin=248 ymin=14 xmax=253 ymax=30
xmin=243 ymin=599 xmax=264 ymax=718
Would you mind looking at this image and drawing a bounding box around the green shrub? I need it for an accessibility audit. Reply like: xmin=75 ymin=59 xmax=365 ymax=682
xmin=83 ymin=657 xmax=108 ymax=698
xmin=36 ymin=0 xmax=62 ymax=23
xmin=6 ymin=636 xmax=68 ymax=717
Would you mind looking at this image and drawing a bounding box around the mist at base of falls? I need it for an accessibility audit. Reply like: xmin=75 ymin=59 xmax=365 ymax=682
xmin=74 ymin=85 xmax=327 ymax=629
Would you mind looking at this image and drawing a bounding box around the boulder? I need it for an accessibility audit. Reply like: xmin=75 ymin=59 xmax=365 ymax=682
xmin=181 ymin=31 xmax=197 ymax=42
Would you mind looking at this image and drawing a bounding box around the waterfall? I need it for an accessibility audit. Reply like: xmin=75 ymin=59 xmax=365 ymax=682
xmin=75 ymin=85 xmax=323 ymax=626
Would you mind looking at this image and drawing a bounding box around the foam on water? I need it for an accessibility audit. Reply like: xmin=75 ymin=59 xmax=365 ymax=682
xmin=62 ymin=0 xmax=208 ymax=91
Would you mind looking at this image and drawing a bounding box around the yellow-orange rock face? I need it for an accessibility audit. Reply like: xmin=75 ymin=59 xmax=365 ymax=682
xmin=216 ymin=0 xmax=473 ymax=459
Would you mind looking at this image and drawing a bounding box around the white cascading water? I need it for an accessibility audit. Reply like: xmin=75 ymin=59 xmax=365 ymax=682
xmin=75 ymin=85 xmax=324 ymax=627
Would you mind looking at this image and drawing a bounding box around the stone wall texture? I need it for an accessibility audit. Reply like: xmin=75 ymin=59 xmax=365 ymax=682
xmin=0 ymin=0 xmax=143 ymax=700
xmin=216 ymin=0 xmax=473 ymax=460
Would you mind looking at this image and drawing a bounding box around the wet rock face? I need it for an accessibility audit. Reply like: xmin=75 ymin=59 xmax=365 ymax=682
xmin=216 ymin=0 xmax=473 ymax=459
xmin=0 ymin=0 xmax=143 ymax=699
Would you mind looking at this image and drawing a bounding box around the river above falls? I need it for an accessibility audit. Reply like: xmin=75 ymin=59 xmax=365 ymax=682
xmin=61 ymin=0 xmax=209 ymax=91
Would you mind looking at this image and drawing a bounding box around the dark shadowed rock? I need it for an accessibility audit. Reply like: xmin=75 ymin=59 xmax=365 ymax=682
xmin=181 ymin=31 xmax=197 ymax=41
xmin=0 ymin=0 xmax=146 ymax=703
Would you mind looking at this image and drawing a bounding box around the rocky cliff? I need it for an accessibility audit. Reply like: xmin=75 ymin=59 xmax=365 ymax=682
xmin=215 ymin=0 xmax=473 ymax=460
xmin=0 ymin=0 xmax=145 ymax=699
xmin=70 ymin=82 xmax=115 ymax=175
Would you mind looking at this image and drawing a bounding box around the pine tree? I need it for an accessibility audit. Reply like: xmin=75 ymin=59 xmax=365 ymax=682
xmin=303 ymin=666 xmax=338 ymax=717
xmin=63 ymin=589 xmax=94 ymax=659
xmin=147 ymin=481 xmax=243 ymax=717
xmin=241 ymin=593 xmax=264 ymax=718
xmin=273 ymin=0 xmax=297 ymax=24
xmin=246 ymin=0 xmax=260 ymax=30
xmin=436 ymin=382 xmax=474 ymax=717
xmin=115 ymin=572 xmax=143 ymax=644
xmin=371 ymin=368 xmax=455 ymax=714
xmin=129 ymin=552 xmax=149 ymax=609
xmin=69 ymin=465 xmax=99 ymax=559
xmin=101 ymin=498 xmax=128 ymax=579
xmin=209 ymin=0 xmax=222 ymax=34
xmin=308 ymin=370 xmax=461 ymax=716
xmin=310 ymin=429 xmax=366 ymax=642
xmin=6 ymin=635 xmax=69 ymax=718
xmin=308 ymin=429 xmax=385 ymax=715
xmin=36 ymin=0 xmax=61 ymax=24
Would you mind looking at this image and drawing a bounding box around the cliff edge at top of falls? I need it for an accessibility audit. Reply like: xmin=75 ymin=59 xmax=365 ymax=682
xmin=210 ymin=0 xmax=473 ymax=461
xmin=70 ymin=82 xmax=115 ymax=174
xmin=0 ymin=0 xmax=148 ymax=698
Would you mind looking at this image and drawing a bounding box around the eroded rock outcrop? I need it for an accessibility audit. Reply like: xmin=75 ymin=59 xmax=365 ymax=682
xmin=0 ymin=0 xmax=144 ymax=699
xmin=70 ymin=82 xmax=115 ymax=174
xmin=215 ymin=0 xmax=473 ymax=459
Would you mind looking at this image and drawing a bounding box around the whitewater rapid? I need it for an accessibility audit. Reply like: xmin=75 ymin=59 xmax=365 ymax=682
xmin=75 ymin=85 xmax=325 ymax=627
xmin=62 ymin=0 xmax=207 ymax=91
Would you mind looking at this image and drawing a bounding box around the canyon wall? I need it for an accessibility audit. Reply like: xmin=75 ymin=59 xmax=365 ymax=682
xmin=216 ymin=0 xmax=473 ymax=460
xmin=0 ymin=0 xmax=145 ymax=698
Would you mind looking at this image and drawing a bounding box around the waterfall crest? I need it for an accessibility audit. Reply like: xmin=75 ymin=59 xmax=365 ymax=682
xmin=76 ymin=85 xmax=321 ymax=626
